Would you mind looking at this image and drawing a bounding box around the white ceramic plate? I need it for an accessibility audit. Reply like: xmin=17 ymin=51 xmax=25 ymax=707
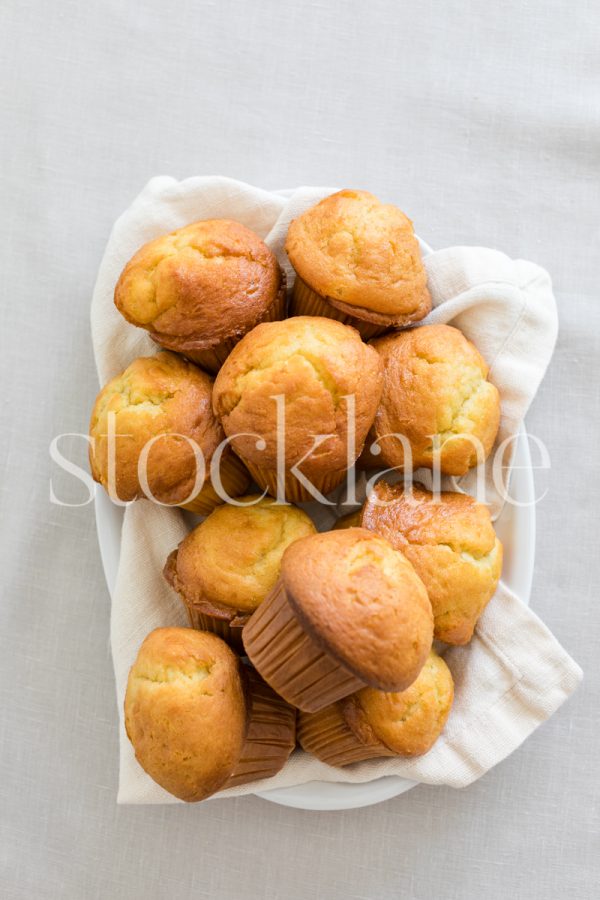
xmin=93 ymin=235 xmax=536 ymax=811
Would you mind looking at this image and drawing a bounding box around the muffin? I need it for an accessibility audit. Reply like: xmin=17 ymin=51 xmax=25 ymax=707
xmin=114 ymin=219 xmax=286 ymax=373
xmin=298 ymin=650 xmax=453 ymax=767
xmin=124 ymin=628 xmax=296 ymax=802
xmin=285 ymin=190 xmax=431 ymax=339
xmin=89 ymin=352 xmax=249 ymax=514
xmin=164 ymin=496 xmax=316 ymax=649
xmin=243 ymin=528 xmax=434 ymax=713
xmin=212 ymin=316 xmax=383 ymax=502
xmin=365 ymin=324 xmax=500 ymax=475
xmin=361 ymin=481 xmax=503 ymax=644
xmin=124 ymin=628 xmax=247 ymax=801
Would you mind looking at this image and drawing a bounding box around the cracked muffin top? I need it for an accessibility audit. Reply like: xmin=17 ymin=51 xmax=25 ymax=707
xmin=342 ymin=650 xmax=454 ymax=757
xmin=164 ymin=496 xmax=316 ymax=615
xmin=124 ymin=628 xmax=248 ymax=802
xmin=285 ymin=190 xmax=431 ymax=324
xmin=212 ymin=316 xmax=383 ymax=476
xmin=365 ymin=324 xmax=500 ymax=475
xmin=89 ymin=351 xmax=223 ymax=504
xmin=114 ymin=219 xmax=285 ymax=353
xmin=280 ymin=528 xmax=433 ymax=692
xmin=361 ymin=481 xmax=503 ymax=644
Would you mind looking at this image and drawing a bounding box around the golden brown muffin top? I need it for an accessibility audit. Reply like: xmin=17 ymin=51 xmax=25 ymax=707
xmin=361 ymin=481 xmax=499 ymax=557
xmin=124 ymin=628 xmax=248 ymax=802
xmin=280 ymin=528 xmax=433 ymax=691
xmin=368 ymin=324 xmax=500 ymax=475
xmin=89 ymin=352 xmax=223 ymax=504
xmin=285 ymin=190 xmax=431 ymax=321
xmin=361 ymin=481 xmax=502 ymax=644
xmin=212 ymin=316 xmax=383 ymax=475
xmin=114 ymin=219 xmax=284 ymax=351
xmin=343 ymin=650 xmax=454 ymax=757
xmin=167 ymin=496 xmax=316 ymax=614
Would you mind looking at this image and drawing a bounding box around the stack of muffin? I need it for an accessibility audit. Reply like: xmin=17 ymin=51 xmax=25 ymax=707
xmin=89 ymin=190 xmax=503 ymax=802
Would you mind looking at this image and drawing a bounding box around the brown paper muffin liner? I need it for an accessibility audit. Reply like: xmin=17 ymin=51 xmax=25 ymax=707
xmin=225 ymin=667 xmax=297 ymax=788
xmin=239 ymin=457 xmax=347 ymax=504
xmin=298 ymin=702 xmax=393 ymax=768
xmin=242 ymin=580 xmax=366 ymax=713
xmin=174 ymin=273 xmax=287 ymax=374
xmin=184 ymin=605 xmax=248 ymax=653
xmin=181 ymin=340 xmax=241 ymax=374
xmin=179 ymin=453 xmax=250 ymax=515
xmin=290 ymin=276 xmax=388 ymax=340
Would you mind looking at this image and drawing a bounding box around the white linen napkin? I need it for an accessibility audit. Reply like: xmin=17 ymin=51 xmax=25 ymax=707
xmin=90 ymin=176 xmax=581 ymax=803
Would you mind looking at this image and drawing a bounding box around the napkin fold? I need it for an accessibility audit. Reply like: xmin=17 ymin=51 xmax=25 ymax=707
xmin=90 ymin=176 xmax=581 ymax=804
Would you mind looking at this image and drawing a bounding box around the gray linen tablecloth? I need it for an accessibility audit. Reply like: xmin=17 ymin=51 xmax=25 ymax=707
xmin=1 ymin=1 xmax=598 ymax=897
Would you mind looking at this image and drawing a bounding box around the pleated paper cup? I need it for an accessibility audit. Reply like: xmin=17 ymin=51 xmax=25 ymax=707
xmin=178 ymin=453 xmax=250 ymax=515
xmin=290 ymin=276 xmax=389 ymax=340
xmin=242 ymin=579 xmax=366 ymax=713
xmin=297 ymin=702 xmax=393 ymax=768
xmin=163 ymin=549 xmax=249 ymax=652
xmin=226 ymin=667 xmax=297 ymax=788
xmin=239 ymin=457 xmax=348 ymax=504
xmin=183 ymin=604 xmax=247 ymax=653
